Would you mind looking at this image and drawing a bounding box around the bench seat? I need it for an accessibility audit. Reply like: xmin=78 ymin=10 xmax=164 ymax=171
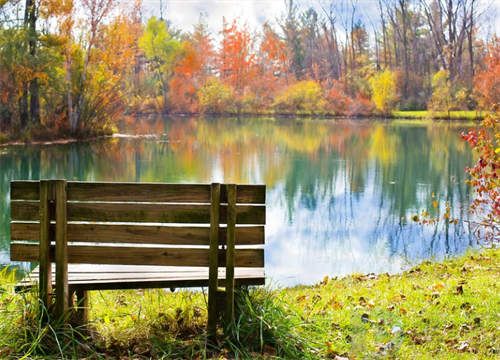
xmin=17 ymin=264 xmax=265 ymax=291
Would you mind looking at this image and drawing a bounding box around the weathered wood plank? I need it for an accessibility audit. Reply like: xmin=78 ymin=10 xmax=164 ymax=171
xmin=11 ymin=201 xmax=39 ymax=221
xmin=11 ymin=222 xmax=265 ymax=245
xmin=10 ymin=181 xmax=39 ymax=200
xmin=225 ymin=184 xmax=236 ymax=325
xmin=10 ymin=243 xmax=264 ymax=267
xmin=68 ymin=183 xmax=212 ymax=203
xmin=17 ymin=264 xmax=265 ymax=291
xmin=221 ymin=184 xmax=265 ymax=204
xmin=24 ymin=264 xmax=264 ymax=278
xmin=38 ymin=180 xmax=53 ymax=314
xmin=207 ymin=183 xmax=221 ymax=338
xmin=54 ymin=180 xmax=68 ymax=319
xmin=11 ymin=181 xmax=265 ymax=204
xmin=11 ymin=201 xmax=265 ymax=224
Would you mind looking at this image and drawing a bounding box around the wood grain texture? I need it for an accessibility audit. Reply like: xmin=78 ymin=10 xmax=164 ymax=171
xmin=225 ymin=184 xmax=236 ymax=325
xmin=10 ymin=243 xmax=265 ymax=268
xmin=207 ymin=183 xmax=221 ymax=338
xmin=11 ymin=201 xmax=265 ymax=224
xmin=17 ymin=265 xmax=265 ymax=291
xmin=54 ymin=180 xmax=68 ymax=319
xmin=38 ymin=181 xmax=53 ymax=313
xmin=10 ymin=181 xmax=39 ymax=200
xmin=11 ymin=222 xmax=265 ymax=245
xmin=10 ymin=181 xmax=265 ymax=204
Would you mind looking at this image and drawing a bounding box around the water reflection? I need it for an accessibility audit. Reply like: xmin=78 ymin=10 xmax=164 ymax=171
xmin=0 ymin=117 xmax=476 ymax=285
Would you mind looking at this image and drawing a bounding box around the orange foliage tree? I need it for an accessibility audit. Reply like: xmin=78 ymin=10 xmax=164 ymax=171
xmin=474 ymin=39 xmax=499 ymax=112
xmin=168 ymin=22 xmax=214 ymax=113
xmin=169 ymin=42 xmax=202 ymax=113
xmin=251 ymin=23 xmax=290 ymax=109
xmin=219 ymin=19 xmax=256 ymax=101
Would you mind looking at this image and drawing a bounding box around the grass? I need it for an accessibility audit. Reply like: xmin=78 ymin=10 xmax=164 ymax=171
xmin=1 ymin=248 xmax=499 ymax=359
xmin=392 ymin=110 xmax=484 ymax=120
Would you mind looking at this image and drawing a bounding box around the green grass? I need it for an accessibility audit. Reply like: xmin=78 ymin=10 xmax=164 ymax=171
xmin=1 ymin=248 xmax=499 ymax=358
xmin=392 ymin=110 xmax=484 ymax=120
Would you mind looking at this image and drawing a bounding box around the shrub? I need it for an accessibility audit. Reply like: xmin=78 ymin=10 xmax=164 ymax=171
xmin=197 ymin=77 xmax=235 ymax=114
xmin=347 ymin=94 xmax=375 ymax=116
xmin=324 ymin=81 xmax=353 ymax=115
xmin=273 ymin=80 xmax=325 ymax=114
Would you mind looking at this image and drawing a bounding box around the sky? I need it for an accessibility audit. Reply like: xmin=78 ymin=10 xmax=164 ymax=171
xmin=140 ymin=0 xmax=499 ymax=38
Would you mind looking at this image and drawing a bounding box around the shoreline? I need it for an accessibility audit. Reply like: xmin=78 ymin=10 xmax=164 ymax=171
xmin=0 ymin=111 xmax=483 ymax=148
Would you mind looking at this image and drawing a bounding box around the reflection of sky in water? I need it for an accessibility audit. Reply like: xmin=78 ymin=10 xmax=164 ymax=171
xmin=0 ymin=117 xmax=476 ymax=286
xmin=266 ymin=167 xmax=472 ymax=286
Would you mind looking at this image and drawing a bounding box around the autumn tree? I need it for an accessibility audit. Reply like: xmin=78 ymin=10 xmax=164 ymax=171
xmin=219 ymin=18 xmax=256 ymax=100
xmin=428 ymin=70 xmax=454 ymax=113
xmin=474 ymin=39 xmax=499 ymax=112
xmin=138 ymin=16 xmax=182 ymax=110
xmin=369 ymin=69 xmax=398 ymax=114
xmin=462 ymin=40 xmax=500 ymax=238
xmin=253 ymin=23 xmax=289 ymax=108
xmin=168 ymin=20 xmax=214 ymax=113
xmin=168 ymin=42 xmax=201 ymax=113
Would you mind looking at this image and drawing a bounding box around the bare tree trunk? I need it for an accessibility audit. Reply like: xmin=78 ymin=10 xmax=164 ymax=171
xmin=26 ymin=0 xmax=39 ymax=125
xmin=467 ymin=0 xmax=475 ymax=87
xmin=19 ymin=85 xmax=29 ymax=129
xmin=378 ymin=0 xmax=389 ymax=67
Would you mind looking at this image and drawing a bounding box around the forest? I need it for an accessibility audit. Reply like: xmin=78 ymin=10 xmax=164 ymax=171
xmin=0 ymin=0 xmax=498 ymax=141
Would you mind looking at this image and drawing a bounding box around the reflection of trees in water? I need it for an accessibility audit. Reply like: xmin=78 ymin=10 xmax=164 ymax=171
xmin=0 ymin=117 xmax=475 ymax=268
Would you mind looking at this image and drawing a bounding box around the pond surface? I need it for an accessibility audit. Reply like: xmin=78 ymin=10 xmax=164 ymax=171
xmin=0 ymin=117 xmax=477 ymax=286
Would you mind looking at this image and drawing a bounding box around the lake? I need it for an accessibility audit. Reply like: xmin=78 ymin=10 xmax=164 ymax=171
xmin=0 ymin=116 xmax=477 ymax=286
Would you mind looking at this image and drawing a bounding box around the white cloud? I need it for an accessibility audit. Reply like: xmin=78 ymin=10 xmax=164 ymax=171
xmin=140 ymin=0 xmax=499 ymax=40
xmin=142 ymin=0 xmax=285 ymax=37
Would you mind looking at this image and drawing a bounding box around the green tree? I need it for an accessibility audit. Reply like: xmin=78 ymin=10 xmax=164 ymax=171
xmin=369 ymin=69 xmax=398 ymax=114
xmin=428 ymin=70 xmax=454 ymax=113
xmin=138 ymin=16 xmax=182 ymax=110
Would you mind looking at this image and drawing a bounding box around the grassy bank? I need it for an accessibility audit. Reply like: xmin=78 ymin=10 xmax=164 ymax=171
xmin=1 ymin=248 xmax=498 ymax=358
xmin=392 ymin=110 xmax=484 ymax=120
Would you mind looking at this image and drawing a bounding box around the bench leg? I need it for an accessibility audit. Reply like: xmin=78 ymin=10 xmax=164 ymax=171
xmin=75 ymin=289 xmax=89 ymax=325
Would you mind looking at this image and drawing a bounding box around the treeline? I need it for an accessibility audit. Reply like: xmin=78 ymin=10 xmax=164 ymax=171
xmin=0 ymin=0 xmax=498 ymax=140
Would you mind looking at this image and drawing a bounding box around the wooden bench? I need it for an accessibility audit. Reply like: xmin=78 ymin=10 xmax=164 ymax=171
xmin=9 ymin=180 xmax=265 ymax=335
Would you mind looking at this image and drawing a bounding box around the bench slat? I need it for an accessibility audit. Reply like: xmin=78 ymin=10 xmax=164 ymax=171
xmin=10 ymin=181 xmax=265 ymax=204
xmin=10 ymin=243 xmax=264 ymax=267
xmin=11 ymin=201 xmax=266 ymax=224
xmin=11 ymin=222 xmax=265 ymax=245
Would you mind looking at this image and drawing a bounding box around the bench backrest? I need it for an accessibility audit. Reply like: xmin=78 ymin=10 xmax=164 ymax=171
xmin=10 ymin=181 xmax=265 ymax=268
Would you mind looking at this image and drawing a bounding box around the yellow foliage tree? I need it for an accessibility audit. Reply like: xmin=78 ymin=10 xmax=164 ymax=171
xmin=197 ymin=77 xmax=234 ymax=113
xmin=273 ymin=80 xmax=325 ymax=114
xmin=428 ymin=70 xmax=454 ymax=113
xmin=369 ymin=69 xmax=398 ymax=114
